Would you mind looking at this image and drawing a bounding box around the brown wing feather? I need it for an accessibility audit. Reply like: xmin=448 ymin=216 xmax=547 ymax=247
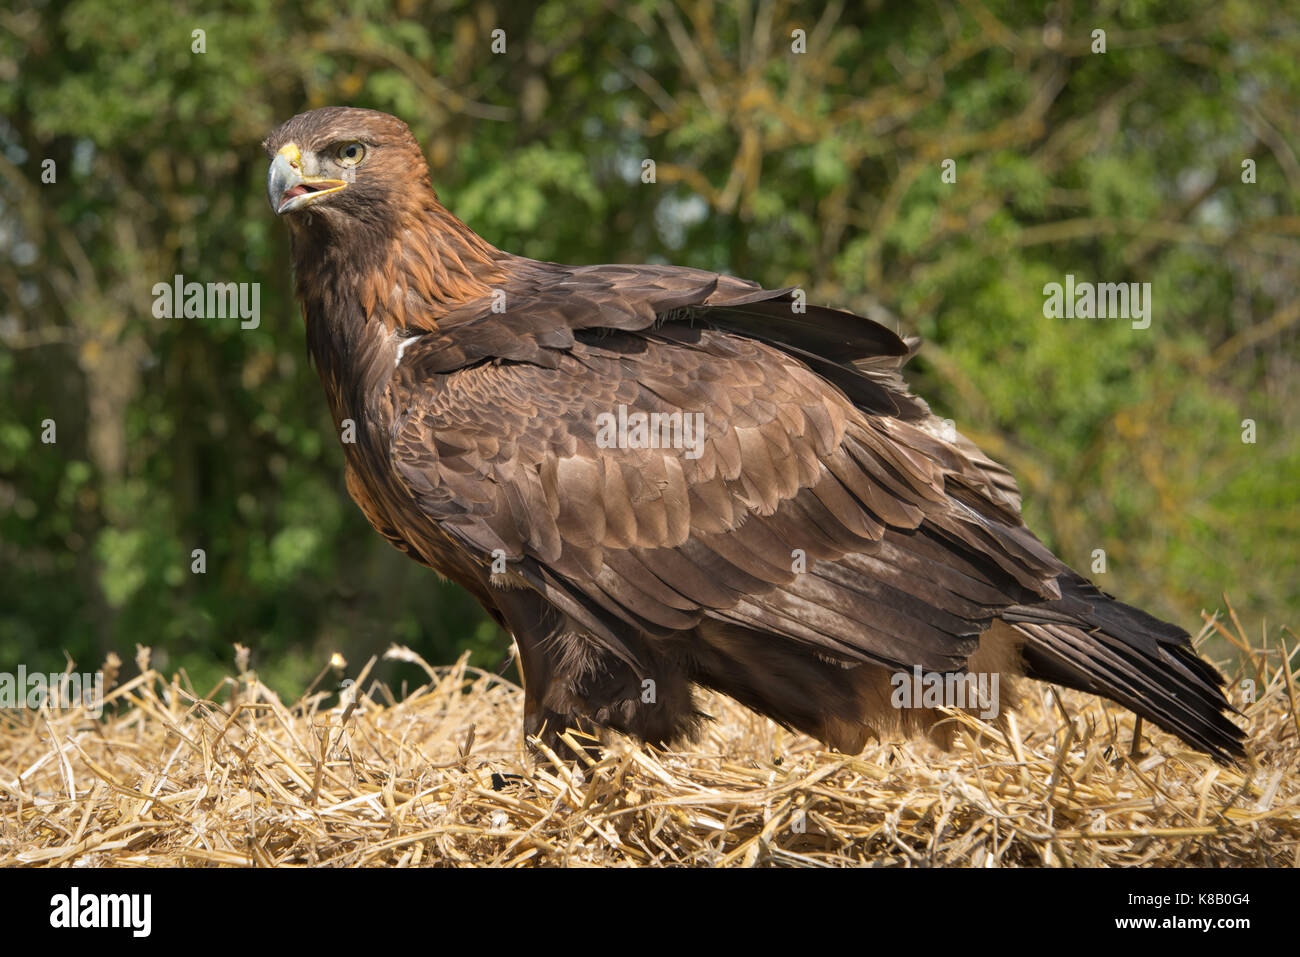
xmin=388 ymin=314 xmax=1056 ymax=675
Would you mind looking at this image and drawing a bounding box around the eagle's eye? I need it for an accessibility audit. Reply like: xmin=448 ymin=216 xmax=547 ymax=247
xmin=335 ymin=141 xmax=367 ymax=167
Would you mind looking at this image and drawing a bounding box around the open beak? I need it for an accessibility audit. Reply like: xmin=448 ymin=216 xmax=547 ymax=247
xmin=267 ymin=143 xmax=346 ymax=215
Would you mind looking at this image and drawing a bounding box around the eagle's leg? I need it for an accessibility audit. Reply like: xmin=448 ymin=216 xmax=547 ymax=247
xmin=488 ymin=585 xmax=606 ymax=763
xmin=582 ymin=641 xmax=703 ymax=749
xmin=489 ymin=586 xmax=701 ymax=760
xmin=524 ymin=708 xmax=604 ymax=764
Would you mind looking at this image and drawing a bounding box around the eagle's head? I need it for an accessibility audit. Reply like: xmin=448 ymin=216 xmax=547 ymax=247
xmin=262 ymin=106 xmax=432 ymax=231
xmin=264 ymin=107 xmax=506 ymax=337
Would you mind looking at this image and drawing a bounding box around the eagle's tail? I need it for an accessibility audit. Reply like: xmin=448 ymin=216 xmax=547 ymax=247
xmin=1001 ymin=574 xmax=1246 ymax=762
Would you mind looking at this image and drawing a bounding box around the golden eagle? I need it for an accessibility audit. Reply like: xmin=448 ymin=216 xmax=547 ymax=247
xmin=264 ymin=107 xmax=1244 ymax=762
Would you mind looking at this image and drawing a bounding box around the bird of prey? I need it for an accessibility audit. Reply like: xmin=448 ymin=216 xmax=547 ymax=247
xmin=264 ymin=107 xmax=1245 ymax=763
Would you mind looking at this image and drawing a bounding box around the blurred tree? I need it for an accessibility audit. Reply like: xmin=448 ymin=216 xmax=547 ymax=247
xmin=1 ymin=0 xmax=1295 ymax=695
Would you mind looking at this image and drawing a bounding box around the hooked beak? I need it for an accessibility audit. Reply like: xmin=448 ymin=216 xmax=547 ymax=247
xmin=267 ymin=143 xmax=346 ymax=215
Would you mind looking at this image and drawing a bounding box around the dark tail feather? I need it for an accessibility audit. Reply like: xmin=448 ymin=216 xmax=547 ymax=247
xmin=1002 ymin=575 xmax=1246 ymax=762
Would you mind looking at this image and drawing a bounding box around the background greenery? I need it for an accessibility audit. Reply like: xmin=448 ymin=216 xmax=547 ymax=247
xmin=2 ymin=0 xmax=1296 ymax=696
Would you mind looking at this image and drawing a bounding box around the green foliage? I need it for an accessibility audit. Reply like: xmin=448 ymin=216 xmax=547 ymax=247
xmin=1 ymin=0 xmax=1295 ymax=695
